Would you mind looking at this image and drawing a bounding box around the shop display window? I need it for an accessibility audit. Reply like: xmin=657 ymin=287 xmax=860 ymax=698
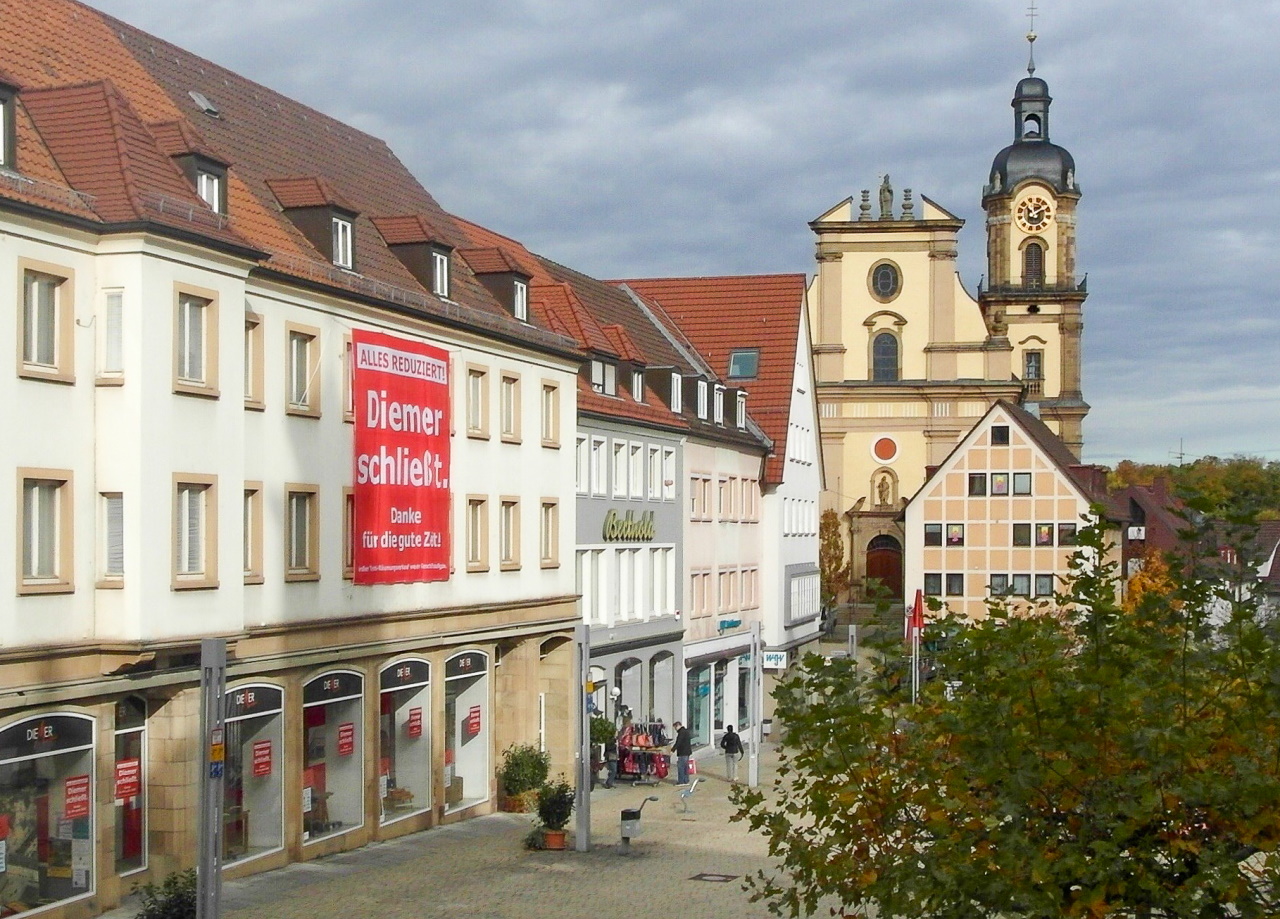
xmin=378 ymin=660 xmax=431 ymax=824
xmin=712 ymin=660 xmax=728 ymax=732
xmin=113 ymin=697 xmax=146 ymax=875
xmin=301 ymin=672 xmax=364 ymax=843
xmin=686 ymin=664 xmax=710 ymax=746
xmin=222 ymin=685 xmax=284 ymax=863
xmin=736 ymin=664 xmax=750 ymax=732
xmin=0 ymin=714 xmax=95 ymax=916
xmin=443 ymin=652 xmax=489 ymax=813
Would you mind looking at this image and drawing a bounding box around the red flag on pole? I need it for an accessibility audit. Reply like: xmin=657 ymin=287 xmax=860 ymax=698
xmin=910 ymin=589 xmax=925 ymax=636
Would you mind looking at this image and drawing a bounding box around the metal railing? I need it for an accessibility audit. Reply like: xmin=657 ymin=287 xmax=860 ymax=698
xmin=978 ymin=274 xmax=1087 ymax=295
xmin=0 ymin=169 xmax=97 ymax=213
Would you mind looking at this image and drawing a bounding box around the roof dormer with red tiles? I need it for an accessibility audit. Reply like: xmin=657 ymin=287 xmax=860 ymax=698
xmin=267 ymin=176 xmax=359 ymax=270
xmin=457 ymin=245 xmax=532 ymax=321
xmin=0 ymin=74 xmax=18 ymax=172
xmin=149 ymin=119 xmax=230 ymax=215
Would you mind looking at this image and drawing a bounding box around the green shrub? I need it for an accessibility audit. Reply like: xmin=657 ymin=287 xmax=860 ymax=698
xmin=497 ymin=743 xmax=550 ymax=796
xmin=589 ymin=714 xmax=615 ymax=746
xmin=536 ymin=777 xmax=576 ymax=831
xmin=133 ymin=868 xmax=196 ymax=919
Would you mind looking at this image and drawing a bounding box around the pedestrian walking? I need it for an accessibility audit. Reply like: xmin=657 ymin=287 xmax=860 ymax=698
xmin=672 ymin=721 xmax=692 ymax=784
xmin=720 ymin=725 xmax=744 ymax=781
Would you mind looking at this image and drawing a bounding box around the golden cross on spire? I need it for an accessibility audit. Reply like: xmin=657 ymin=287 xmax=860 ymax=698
xmin=1027 ymin=0 xmax=1039 ymax=35
xmin=1026 ymin=1 xmax=1039 ymax=75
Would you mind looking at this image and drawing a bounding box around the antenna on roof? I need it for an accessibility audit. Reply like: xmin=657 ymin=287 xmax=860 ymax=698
xmin=188 ymin=90 xmax=220 ymax=118
xmin=1025 ymin=1 xmax=1038 ymax=76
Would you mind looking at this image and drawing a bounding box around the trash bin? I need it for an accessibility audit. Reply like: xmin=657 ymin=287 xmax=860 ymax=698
xmin=620 ymin=807 xmax=643 ymax=841
xmin=762 ymin=718 xmax=773 ymax=736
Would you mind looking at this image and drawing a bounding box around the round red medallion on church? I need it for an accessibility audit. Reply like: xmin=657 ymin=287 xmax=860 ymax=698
xmin=872 ymin=437 xmax=898 ymax=463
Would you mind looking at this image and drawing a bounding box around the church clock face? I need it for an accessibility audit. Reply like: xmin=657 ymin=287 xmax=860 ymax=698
xmin=1015 ymin=195 xmax=1053 ymax=233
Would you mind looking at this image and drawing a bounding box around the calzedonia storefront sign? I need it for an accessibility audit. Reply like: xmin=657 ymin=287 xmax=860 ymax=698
xmin=602 ymin=509 xmax=656 ymax=542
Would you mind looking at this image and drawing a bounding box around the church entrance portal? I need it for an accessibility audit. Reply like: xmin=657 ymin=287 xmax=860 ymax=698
xmin=865 ymin=535 xmax=903 ymax=600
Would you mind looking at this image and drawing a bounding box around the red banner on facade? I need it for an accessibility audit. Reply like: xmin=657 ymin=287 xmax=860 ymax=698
xmin=352 ymin=329 xmax=451 ymax=584
xmin=114 ymin=758 xmax=141 ymax=800
xmin=338 ymin=722 xmax=356 ymax=757
xmin=406 ymin=707 xmax=423 ymax=738
xmin=252 ymin=739 xmax=273 ymax=777
xmin=64 ymin=775 xmax=91 ymax=819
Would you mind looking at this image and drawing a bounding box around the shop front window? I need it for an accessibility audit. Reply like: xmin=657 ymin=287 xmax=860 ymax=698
xmin=713 ymin=660 xmax=728 ymax=732
xmin=648 ymin=653 xmax=675 ymax=725
xmin=113 ymin=697 xmax=146 ymax=875
xmin=302 ymin=672 xmax=364 ymax=843
xmin=379 ymin=660 xmax=431 ymax=824
xmin=614 ymin=658 xmax=642 ymax=724
xmin=737 ymin=665 xmax=751 ymax=733
xmin=0 ymin=714 xmax=96 ymax=914
xmin=443 ymin=651 xmax=490 ymax=813
xmin=686 ymin=664 xmax=711 ymax=747
xmin=223 ymin=684 xmax=284 ymax=862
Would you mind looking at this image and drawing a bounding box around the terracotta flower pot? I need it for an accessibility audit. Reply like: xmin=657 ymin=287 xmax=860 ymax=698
xmin=541 ymin=828 xmax=568 ymax=850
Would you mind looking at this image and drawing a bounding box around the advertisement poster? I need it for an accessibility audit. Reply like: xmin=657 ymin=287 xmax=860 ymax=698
xmin=466 ymin=705 xmax=481 ymax=739
xmin=352 ymin=329 xmax=451 ymax=585
xmin=114 ymin=758 xmax=141 ymax=800
xmin=406 ymin=707 xmax=423 ymax=738
xmin=64 ymin=775 xmax=90 ymax=819
xmin=252 ymin=739 xmax=273 ymax=777
xmin=337 ymin=722 xmax=356 ymax=757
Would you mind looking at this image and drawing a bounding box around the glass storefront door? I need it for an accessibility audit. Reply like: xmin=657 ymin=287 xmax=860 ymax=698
xmin=301 ymin=672 xmax=364 ymax=843
xmin=113 ymin=697 xmax=146 ymax=875
xmin=686 ymin=664 xmax=710 ymax=746
xmin=223 ymin=685 xmax=284 ymax=862
xmin=379 ymin=660 xmax=431 ymax=824
xmin=443 ymin=651 xmax=489 ymax=813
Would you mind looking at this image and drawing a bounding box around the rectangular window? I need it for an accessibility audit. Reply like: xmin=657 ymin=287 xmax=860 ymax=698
xmin=1011 ymin=574 xmax=1032 ymax=597
xmin=174 ymin=288 xmax=219 ymax=396
xmin=727 ymin=348 xmax=759 ymax=379
xmin=590 ymin=437 xmax=607 ymax=496
xmin=1012 ymin=523 xmax=1032 ymax=546
xmin=101 ymin=492 xmax=124 ymax=583
xmin=575 ymin=435 xmax=589 ymax=494
xmin=632 ymin=370 xmax=644 ymax=402
xmin=20 ymin=267 xmax=75 ymax=381
xmin=173 ymin=475 xmax=217 ymax=589
xmin=736 ymin=392 xmax=747 ymax=429
xmin=990 ymin=574 xmax=1010 ymax=596
xmin=500 ymin=373 xmax=521 ymax=442
xmin=286 ymin=324 xmax=320 ymax=416
xmin=946 ymin=524 xmax=964 ymax=546
xmin=1036 ymin=523 xmax=1055 ymax=546
xmin=923 ymin=573 xmax=943 ymax=597
xmin=332 ymin=217 xmax=353 ymax=269
xmin=1058 ymin=523 xmax=1078 ymax=546
xmin=629 ymin=443 xmax=644 ymax=499
xmin=670 ymin=372 xmax=683 ymax=413
xmin=647 ymin=446 xmax=662 ymax=500
xmin=466 ymin=366 xmax=489 ymax=437
xmin=514 ymin=279 xmax=528 ymax=321
xmin=197 ymin=170 xmax=222 ymax=213
xmin=1024 ymin=350 xmax=1043 ymax=381
xmin=967 ymin=473 xmax=987 ymax=496
xmin=244 ymin=313 xmax=264 ymax=409
xmin=342 ymin=489 xmax=355 ymax=580
xmin=924 ymin=523 xmax=943 ymax=546
xmin=718 ymin=570 xmax=732 ymax=612
xmin=991 ymin=424 xmax=1011 ymax=446
xmin=540 ymin=501 xmax=558 ymax=568
xmin=713 ymin=385 xmax=725 ymax=425
xmin=99 ymin=289 xmax=124 ymax=381
xmin=285 ymin=485 xmax=319 ymax=580
xmin=1035 ymin=574 xmax=1055 ymax=597
xmin=718 ymin=478 xmax=731 ymax=520
xmin=18 ymin=471 xmax=73 ymax=593
xmin=662 ymin=448 xmax=676 ymax=501
xmin=244 ymin=484 xmax=263 ymax=584
xmin=432 ymin=250 xmax=450 ymax=297
xmin=466 ymin=496 xmax=488 ymax=571
xmin=990 ymin=473 xmax=1010 ymax=496
xmin=696 ymin=380 xmax=708 ymax=419
xmin=591 ymin=360 xmax=618 ymax=396
xmin=1013 ymin=472 xmax=1032 ymax=495
xmin=499 ymin=498 xmax=520 ymax=570
xmin=342 ymin=334 xmax=354 ymax=422
xmin=742 ymin=567 xmax=758 ymax=608
xmin=540 ymin=381 xmax=560 ymax=447
xmin=945 ymin=573 xmax=964 ymax=596
xmin=612 ymin=440 xmax=628 ymax=498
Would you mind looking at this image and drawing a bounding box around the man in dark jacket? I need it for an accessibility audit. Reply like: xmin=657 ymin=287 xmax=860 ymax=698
xmin=719 ymin=725 xmax=744 ymax=781
xmin=672 ymin=722 xmax=692 ymax=784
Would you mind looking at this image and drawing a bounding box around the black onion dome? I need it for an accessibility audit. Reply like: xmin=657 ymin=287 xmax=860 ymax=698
xmin=989 ymin=141 xmax=1076 ymax=195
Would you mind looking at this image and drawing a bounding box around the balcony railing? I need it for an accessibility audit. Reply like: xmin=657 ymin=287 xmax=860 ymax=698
xmin=978 ymin=274 xmax=1087 ymax=295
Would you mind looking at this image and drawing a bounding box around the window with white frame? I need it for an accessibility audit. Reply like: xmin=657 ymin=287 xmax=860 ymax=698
xmin=287 ymin=325 xmax=320 ymax=415
xmin=432 ymin=249 xmax=450 ymax=297
xmin=651 ymin=547 xmax=674 ymax=615
xmin=197 ymin=169 xmax=222 ymax=214
xmin=285 ymin=486 xmax=319 ymax=580
xmin=590 ymin=436 xmax=607 ymax=496
xmin=540 ymin=501 xmax=558 ymax=568
xmin=670 ymin=372 xmax=683 ymax=413
xmin=175 ymin=291 xmax=217 ymax=393
xmin=541 ymin=382 xmax=559 ymax=446
xmin=629 ymin=443 xmax=644 ymax=499
xmin=244 ymin=484 xmax=263 ymax=584
xmin=101 ymin=492 xmax=124 ymax=583
xmin=736 ymin=392 xmax=747 ymax=429
xmin=718 ymin=478 xmax=731 ymax=520
xmin=466 ymin=366 xmax=489 ymax=437
xmin=331 ymin=216 xmax=353 ymax=269
xmin=466 ymin=496 xmax=488 ymax=571
xmin=18 ymin=471 xmax=72 ymax=593
xmin=244 ymin=313 xmax=264 ymax=408
xmin=647 ymin=446 xmax=662 ymax=500
xmin=612 ymin=440 xmax=628 ymax=498
xmin=499 ymin=499 xmax=520 ymax=569
xmin=617 ymin=548 xmax=634 ymax=620
xmin=575 ymin=436 xmax=589 ymax=493
xmin=99 ymin=290 xmax=124 ymax=380
xmin=662 ymin=448 xmax=676 ymax=500
xmin=590 ymin=359 xmax=617 ymax=396
xmin=742 ymin=567 xmax=759 ymax=608
xmin=174 ymin=476 xmax=217 ymax=588
xmin=631 ymin=370 xmax=644 ymax=402
xmin=577 ymin=549 xmax=607 ymax=624
xmin=713 ymin=385 xmax=725 ymax=424
xmin=21 ymin=269 xmax=72 ymax=379
xmin=514 ymin=279 xmax=528 ymax=321
xmin=718 ymin=570 xmax=733 ymax=611
xmin=500 ymin=373 xmax=521 ymax=442
xmin=696 ymin=380 xmax=708 ymax=419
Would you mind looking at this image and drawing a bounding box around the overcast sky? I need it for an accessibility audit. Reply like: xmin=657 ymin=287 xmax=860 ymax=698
xmin=89 ymin=0 xmax=1280 ymax=466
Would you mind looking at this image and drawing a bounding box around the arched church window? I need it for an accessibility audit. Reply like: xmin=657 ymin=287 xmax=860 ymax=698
xmin=871 ymin=332 xmax=899 ymax=382
xmin=1023 ymin=242 xmax=1044 ymax=289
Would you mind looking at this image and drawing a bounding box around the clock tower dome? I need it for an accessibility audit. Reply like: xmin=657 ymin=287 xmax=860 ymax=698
xmin=979 ymin=34 xmax=1089 ymax=457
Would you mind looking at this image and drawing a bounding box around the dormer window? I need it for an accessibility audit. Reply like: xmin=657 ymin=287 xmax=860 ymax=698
xmin=671 ymin=372 xmax=683 ymax=413
xmin=432 ymin=249 xmax=450 ymax=298
xmin=713 ymin=384 xmax=725 ymax=425
xmin=331 ymin=216 xmax=353 ymax=269
xmin=696 ymin=380 xmax=708 ymax=419
xmin=590 ymin=360 xmax=617 ymax=396
xmin=514 ymin=279 xmax=528 ymax=322
xmin=736 ymin=392 xmax=747 ymax=429
xmin=0 ymin=85 xmax=14 ymax=170
xmin=631 ymin=370 xmax=644 ymax=402
xmin=197 ymin=168 xmax=222 ymax=214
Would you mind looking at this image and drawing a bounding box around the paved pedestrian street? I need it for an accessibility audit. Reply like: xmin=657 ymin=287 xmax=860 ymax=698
xmin=103 ymin=746 xmax=798 ymax=919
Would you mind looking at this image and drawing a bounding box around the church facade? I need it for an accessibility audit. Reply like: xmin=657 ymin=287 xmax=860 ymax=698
xmin=810 ymin=61 xmax=1088 ymax=601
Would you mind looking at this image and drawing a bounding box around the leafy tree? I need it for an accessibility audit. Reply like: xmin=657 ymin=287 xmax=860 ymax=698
xmin=818 ymin=509 xmax=851 ymax=611
xmin=1107 ymin=455 xmax=1280 ymax=520
xmin=1122 ymin=547 xmax=1177 ymax=613
xmin=735 ymin=515 xmax=1280 ymax=919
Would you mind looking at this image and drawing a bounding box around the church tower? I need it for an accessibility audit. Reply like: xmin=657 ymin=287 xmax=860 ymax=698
xmin=978 ymin=32 xmax=1089 ymax=457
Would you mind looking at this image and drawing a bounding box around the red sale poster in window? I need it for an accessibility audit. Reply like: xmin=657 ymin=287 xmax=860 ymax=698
xmin=252 ymin=740 xmax=273 ymax=777
xmin=64 ymin=775 xmax=91 ymax=818
xmin=352 ymin=329 xmax=451 ymax=584
xmin=114 ymin=759 xmax=141 ymax=800
xmin=406 ymin=707 xmax=423 ymax=738
xmin=337 ymin=722 xmax=356 ymax=757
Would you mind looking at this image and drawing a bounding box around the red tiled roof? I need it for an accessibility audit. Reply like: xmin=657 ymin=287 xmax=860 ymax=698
xmin=601 ymin=324 xmax=646 ymax=363
xmin=530 ymin=282 xmax=618 ymax=357
xmin=265 ymin=176 xmax=354 ymax=212
xmin=612 ymin=275 xmax=809 ymax=484
xmin=147 ymin=119 xmax=224 ymax=163
xmin=369 ymin=214 xmax=449 ymax=247
xmin=458 ymin=246 xmax=524 ymax=276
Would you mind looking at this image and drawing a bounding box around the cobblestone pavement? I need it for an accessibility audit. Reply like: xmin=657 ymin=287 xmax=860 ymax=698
xmin=103 ymin=745 xmax=797 ymax=919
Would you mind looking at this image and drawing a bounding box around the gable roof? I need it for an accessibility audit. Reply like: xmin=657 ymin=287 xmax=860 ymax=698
xmin=610 ymin=274 xmax=809 ymax=485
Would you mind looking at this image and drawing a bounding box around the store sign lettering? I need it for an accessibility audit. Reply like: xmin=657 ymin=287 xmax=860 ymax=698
xmin=26 ymin=722 xmax=56 ymax=742
xmin=338 ymin=722 xmax=356 ymax=757
xmin=252 ymin=739 xmax=273 ymax=777
xmin=114 ymin=759 xmax=141 ymax=800
xmin=407 ymin=707 xmax=423 ymax=738
xmin=64 ymin=775 xmax=91 ymax=819
xmin=602 ymin=509 xmax=656 ymax=542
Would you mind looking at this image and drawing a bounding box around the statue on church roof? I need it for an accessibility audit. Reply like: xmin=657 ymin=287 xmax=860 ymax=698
xmin=879 ymin=175 xmax=893 ymax=220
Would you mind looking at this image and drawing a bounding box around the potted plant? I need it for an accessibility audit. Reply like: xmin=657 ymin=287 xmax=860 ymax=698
xmin=589 ymin=715 xmax=615 ymax=784
xmin=497 ymin=743 xmax=550 ymax=812
xmin=536 ymin=778 xmax=576 ymax=850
